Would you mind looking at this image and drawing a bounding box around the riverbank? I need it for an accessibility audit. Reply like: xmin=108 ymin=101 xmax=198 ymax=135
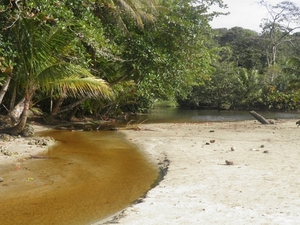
xmin=100 ymin=119 xmax=300 ymax=224
xmin=1 ymin=120 xmax=300 ymax=224
xmin=0 ymin=125 xmax=55 ymax=168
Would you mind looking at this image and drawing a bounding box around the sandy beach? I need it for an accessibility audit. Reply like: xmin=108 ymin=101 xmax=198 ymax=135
xmin=100 ymin=119 xmax=300 ymax=225
xmin=1 ymin=120 xmax=300 ymax=224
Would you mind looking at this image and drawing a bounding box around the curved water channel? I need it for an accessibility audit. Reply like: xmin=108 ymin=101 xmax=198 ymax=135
xmin=0 ymin=130 xmax=158 ymax=225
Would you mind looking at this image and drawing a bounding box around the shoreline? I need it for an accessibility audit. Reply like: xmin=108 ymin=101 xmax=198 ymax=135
xmin=99 ymin=119 xmax=300 ymax=224
xmin=2 ymin=120 xmax=300 ymax=224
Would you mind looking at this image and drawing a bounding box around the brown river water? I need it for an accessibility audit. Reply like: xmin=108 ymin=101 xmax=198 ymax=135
xmin=0 ymin=130 xmax=158 ymax=225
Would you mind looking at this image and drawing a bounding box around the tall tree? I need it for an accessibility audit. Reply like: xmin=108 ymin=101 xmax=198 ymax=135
xmin=111 ymin=0 xmax=226 ymax=111
xmin=215 ymin=27 xmax=265 ymax=70
xmin=259 ymin=0 xmax=300 ymax=67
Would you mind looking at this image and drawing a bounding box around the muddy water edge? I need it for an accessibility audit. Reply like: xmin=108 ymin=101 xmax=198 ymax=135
xmin=0 ymin=129 xmax=159 ymax=225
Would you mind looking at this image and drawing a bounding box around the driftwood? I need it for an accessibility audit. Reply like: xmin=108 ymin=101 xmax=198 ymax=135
xmin=249 ymin=110 xmax=271 ymax=124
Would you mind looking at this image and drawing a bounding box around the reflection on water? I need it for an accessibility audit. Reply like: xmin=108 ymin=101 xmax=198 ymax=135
xmin=131 ymin=108 xmax=300 ymax=123
xmin=0 ymin=130 xmax=158 ymax=225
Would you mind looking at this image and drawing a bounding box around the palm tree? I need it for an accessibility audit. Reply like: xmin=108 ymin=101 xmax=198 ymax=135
xmin=0 ymin=17 xmax=112 ymax=135
xmin=283 ymin=56 xmax=300 ymax=91
xmin=94 ymin=0 xmax=157 ymax=35
xmin=283 ymin=57 xmax=300 ymax=77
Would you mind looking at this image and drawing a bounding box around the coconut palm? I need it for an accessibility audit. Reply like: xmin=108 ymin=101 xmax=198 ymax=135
xmin=94 ymin=0 xmax=158 ymax=35
xmin=114 ymin=0 xmax=157 ymax=28
xmin=0 ymin=17 xmax=112 ymax=135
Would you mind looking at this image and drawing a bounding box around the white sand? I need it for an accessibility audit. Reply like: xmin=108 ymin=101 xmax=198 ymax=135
xmin=99 ymin=119 xmax=300 ymax=225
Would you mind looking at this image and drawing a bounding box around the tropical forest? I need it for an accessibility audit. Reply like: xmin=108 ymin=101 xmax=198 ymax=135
xmin=1 ymin=0 xmax=300 ymax=134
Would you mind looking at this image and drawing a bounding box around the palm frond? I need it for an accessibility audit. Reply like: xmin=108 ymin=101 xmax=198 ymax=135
xmin=283 ymin=56 xmax=300 ymax=77
xmin=51 ymin=76 xmax=113 ymax=99
xmin=114 ymin=0 xmax=157 ymax=29
xmin=37 ymin=63 xmax=92 ymax=88
xmin=11 ymin=16 xmax=113 ymax=110
xmin=14 ymin=18 xmax=74 ymax=78
xmin=37 ymin=62 xmax=113 ymax=100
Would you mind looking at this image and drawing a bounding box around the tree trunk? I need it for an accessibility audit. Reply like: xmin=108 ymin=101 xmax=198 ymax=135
xmin=50 ymin=87 xmax=67 ymax=116
xmin=66 ymin=106 xmax=78 ymax=120
xmin=7 ymin=100 xmax=30 ymax=135
xmin=58 ymin=96 xmax=89 ymax=114
xmin=0 ymin=72 xmax=12 ymax=105
xmin=8 ymin=98 xmax=25 ymax=124
xmin=249 ymin=110 xmax=270 ymax=124
xmin=0 ymin=96 xmax=30 ymax=135
xmin=0 ymin=85 xmax=34 ymax=135
xmin=50 ymin=95 xmax=65 ymax=116
xmin=42 ymin=96 xmax=64 ymax=125
xmin=9 ymin=84 xmax=17 ymax=111
xmin=50 ymin=88 xmax=53 ymax=112
xmin=272 ymin=45 xmax=277 ymax=66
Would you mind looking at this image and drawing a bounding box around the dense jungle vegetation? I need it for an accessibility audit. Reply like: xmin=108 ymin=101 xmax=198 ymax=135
xmin=0 ymin=0 xmax=300 ymax=134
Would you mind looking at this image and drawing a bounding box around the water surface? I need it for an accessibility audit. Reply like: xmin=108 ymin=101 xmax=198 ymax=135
xmin=0 ymin=130 xmax=158 ymax=225
xmin=131 ymin=108 xmax=300 ymax=123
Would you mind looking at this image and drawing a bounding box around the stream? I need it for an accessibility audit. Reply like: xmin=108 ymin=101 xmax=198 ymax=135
xmin=0 ymin=130 xmax=158 ymax=225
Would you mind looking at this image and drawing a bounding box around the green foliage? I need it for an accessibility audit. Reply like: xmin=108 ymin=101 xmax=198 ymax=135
xmin=259 ymin=53 xmax=300 ymax=111
xmin=3 ymin=0 xmax=300 ymax=118
xmin=183 ymin=4 xmax=300 ymax=111
xmin=111 ymin=0 xmax=219 ymax=111
xmin=181 ymin=37 xmax=269 ymax=110
xmin=265 ymin=87 xmax=300 ymax=111
xmin=214 ymin=27 xmax=266 ymax=71
xmin=152 ymin=100 xmax=178 ymax=108
xmin=182 ymin=63 xmax=264 ymax=109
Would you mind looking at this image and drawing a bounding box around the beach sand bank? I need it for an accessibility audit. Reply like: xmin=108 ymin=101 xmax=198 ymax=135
xmin=2 ymin=120 xmax=300 ymax=225
xmin=100 ymin=119 xmax=300 ymax=225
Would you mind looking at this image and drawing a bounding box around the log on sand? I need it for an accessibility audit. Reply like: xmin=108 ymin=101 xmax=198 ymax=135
xmin=249 ymin=110 xmax=272 ymax=124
